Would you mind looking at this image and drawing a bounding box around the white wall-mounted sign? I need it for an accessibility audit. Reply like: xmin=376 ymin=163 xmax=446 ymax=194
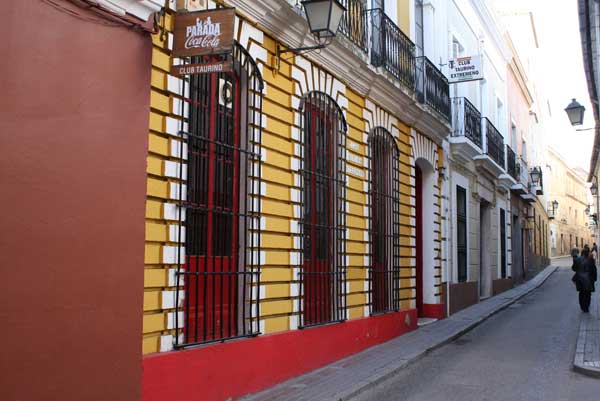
xmin=447 ymin=55 xmax=483 ymax=83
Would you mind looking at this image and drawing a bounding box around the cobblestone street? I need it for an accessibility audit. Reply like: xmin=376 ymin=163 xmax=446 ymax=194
xmin=353 ymin=257 xmax=600 ymax=401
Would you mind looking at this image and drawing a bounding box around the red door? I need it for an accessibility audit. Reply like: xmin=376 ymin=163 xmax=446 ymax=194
xmin=185 ymin=71 xmax=240 ymax=343
xmin=303 ymin=102 xmax=334 ymax=326
xmin=415 ymin=166 xmax=424 ymax=316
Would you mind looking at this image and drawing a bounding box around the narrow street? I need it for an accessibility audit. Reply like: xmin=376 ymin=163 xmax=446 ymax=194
xmin=353 ymin=257 xmax=600 ymax=401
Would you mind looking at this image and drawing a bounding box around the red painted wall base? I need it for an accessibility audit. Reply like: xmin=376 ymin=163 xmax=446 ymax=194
xmin=142 ymin=309 xmax=417 ymax=401
xmin=422 ymin=303 xmax=446 ymax=319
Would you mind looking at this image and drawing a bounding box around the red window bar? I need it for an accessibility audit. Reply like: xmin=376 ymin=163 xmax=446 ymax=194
xmin=299 ymin=91 xmax=347 ymax=328
xmin=367 ymin=128 xmax=401 ymax=314
xmin=172 ymin=43 xmax=263 ymax=348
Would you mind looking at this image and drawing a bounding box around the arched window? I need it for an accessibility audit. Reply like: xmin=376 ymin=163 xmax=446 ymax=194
xmin=299 ymin=91 xmax=347 ymax=327
xmin=368 ymin=128 xmax=400 ymax=314
xmin=175 ymin=43 xmax=263 ymax=347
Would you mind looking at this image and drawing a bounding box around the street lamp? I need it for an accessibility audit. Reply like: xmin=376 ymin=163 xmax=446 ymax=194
xmin=277 ymin=0 xmax=346 ymax=69
xmin=591 ymin=182 xmax=598 ymax=196
xmin=302 ymin=0 xmax=346 ymax=40
xmin=565 ymin=98 xmax=585 ymax=126
xmin=530 ymin=167 xmax=541 ymax=186
xmin=549 ymin=200 xmax=559 ymax=219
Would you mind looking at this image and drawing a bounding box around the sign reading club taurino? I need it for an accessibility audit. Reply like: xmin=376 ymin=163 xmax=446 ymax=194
xmin=173 ymin=8 xmax=235 ymax=57
xmin=447 ymin=55 xmax=483 ymax=84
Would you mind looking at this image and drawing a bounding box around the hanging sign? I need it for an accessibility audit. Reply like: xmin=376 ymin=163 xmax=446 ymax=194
xmin=447 ymin=55 xmax=483 ymax=83
xmin=170 ymin=60 xmax=232 ymax=76
xmin=173 ymin=8 xmax=235 ymax=57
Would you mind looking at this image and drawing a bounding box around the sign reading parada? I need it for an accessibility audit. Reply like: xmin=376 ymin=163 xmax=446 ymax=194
xmin=447 ymin=55 xmax=483 ymax=83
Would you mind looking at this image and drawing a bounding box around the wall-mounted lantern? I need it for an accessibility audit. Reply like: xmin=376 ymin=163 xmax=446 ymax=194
xmin=302 ymin=0 xmax=345 ymax=40
xmin=530 ymin=166 xmax=541 ymax=186
xmin=276 ymin=0 xmax=346 ymax=70
xmin=565 ymin=98 xmax=585 ymax=126
xmin=591 ymin=182 xmax=598 ymax=196
xmin=548 ymin=200 xmax=559 ymax=220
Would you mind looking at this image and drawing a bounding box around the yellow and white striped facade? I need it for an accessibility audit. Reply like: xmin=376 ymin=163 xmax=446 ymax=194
xmin=142 ymin=0 xmax=448 ymax=355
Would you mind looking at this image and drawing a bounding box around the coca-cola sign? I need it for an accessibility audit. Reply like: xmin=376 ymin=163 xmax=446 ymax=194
xmin=173 ymin=8 xmax=235 ymax=57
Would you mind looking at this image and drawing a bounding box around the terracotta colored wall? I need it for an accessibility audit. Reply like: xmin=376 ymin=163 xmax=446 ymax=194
xmin=0 ymin=2 xmax=151 ymax=400
xmin=449 ymin=281 xmax=479 ymax=314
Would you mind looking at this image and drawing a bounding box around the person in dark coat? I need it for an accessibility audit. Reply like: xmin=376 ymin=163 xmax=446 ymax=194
xmin=572 ymin=245 xmax=598 ymax=312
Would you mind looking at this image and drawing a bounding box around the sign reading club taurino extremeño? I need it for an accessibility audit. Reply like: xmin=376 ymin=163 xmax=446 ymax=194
xmin=173 ymin=8 xmax=235 ymax=57
xmin=447 ymin=55 xmax=483 ymax=84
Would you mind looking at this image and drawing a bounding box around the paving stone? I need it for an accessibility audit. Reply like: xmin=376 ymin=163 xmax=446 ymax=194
xmin=573 ymin=284 xmax=600 ymax=377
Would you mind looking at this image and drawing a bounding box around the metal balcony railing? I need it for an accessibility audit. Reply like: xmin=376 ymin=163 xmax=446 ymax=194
xmin=482 ymin=117 xmax=505 ymax=168
xmin=506 ymin=145 xmax=517 ymax=180
xmin=369 ymin=8 xmax=416 ymax=92
xmin=519 ymin=158 xmax=529 ymax=187
xmin=416 ymin=56 xmax=451 ymax=122
xmin=451 ymin=97 xmax=482 ymax=148
xmin=339 ymin=0 xmax=369 ymax=52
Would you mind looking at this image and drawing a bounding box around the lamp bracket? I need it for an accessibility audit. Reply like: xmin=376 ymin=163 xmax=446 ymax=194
xmin=275 ymin=42 xmax=328 ymax=72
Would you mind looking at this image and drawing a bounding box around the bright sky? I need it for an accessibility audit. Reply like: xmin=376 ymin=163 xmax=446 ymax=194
xmin=517 ymin=0 xmax=594 ymax=172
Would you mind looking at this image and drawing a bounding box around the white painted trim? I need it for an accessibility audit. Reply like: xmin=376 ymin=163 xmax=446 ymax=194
xmin=96 ymin=0 xmax=162 ymax=21
xmin=160 ymin=334 xmax=174 ymax=352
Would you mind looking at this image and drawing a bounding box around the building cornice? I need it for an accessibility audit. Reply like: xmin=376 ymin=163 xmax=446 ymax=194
xmin=227 ymin=0 xmax=451 ymax=142
xmin=95 ymin=0 xmax=162 ymax=21
xmin=470 ymin=0 xmax=512 ymax=63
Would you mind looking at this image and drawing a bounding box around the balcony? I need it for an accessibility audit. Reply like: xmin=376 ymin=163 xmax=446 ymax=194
xmin=473 ymin=118 xmax=505 ymax=177
xmin=338 ymin=0 xmax=368 ymax=53
xmin=511 ymin=157 xmax=528 ymax=195
xmin=416 ymin=56 xmax=451 ymax=122
xmin=449 ymin=97 xmax=482 ymax=163
xmin=520 ymin=159 xmax=537 ymax=202
xmin=498 ymin=145 xmax=518 ymax=191
xmin=369 ymin=8 xmax=416 ymax=92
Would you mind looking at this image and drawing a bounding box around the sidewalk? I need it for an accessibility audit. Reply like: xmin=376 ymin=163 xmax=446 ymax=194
xmin=574 ymin=287 xmax=600 ymax=377
xmin=241 ymin=265 xmax=558 ymax=401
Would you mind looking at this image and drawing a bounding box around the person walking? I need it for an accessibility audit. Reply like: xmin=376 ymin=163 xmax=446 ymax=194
xmin=572 ymin=245 xmax=598 ymax=313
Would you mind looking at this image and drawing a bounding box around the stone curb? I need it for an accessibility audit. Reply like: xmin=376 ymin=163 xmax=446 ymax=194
xmin=573 ymin=307 xmax=600 ymax=378
xmin=338 ymin=264 xmax=559 ymax=401
xmin=242 ymin=264 xmax=559 ymax=401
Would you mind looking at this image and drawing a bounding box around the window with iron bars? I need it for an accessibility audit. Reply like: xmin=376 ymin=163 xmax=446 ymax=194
xmin=173 ymin=43 xmax=263 ymax=348
xmin=368 ymin=128 xmax=401 ymax=314
xmin=456 ymin=185 xmax=468 ymax=282
xmin=299 ymin=91 xmax=347 ymax=328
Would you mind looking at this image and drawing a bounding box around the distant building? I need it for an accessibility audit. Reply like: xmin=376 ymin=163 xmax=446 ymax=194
xmin=547 ymin=149 xmax=593 ymax=255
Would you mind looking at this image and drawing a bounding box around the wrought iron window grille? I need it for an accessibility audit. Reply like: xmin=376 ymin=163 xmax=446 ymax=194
xmin=172 ymin=42 xmax=264 ymax=348
xmin=298 ymin=91 xmax=347 ymax=328
xmin=367 ymin=127 xmax=401 ymax=315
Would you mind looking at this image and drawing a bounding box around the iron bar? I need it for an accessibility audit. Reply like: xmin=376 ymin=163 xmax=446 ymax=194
xmin=369 ymin=8 xmax=416 ymax=92
xmin=298 ymin=91 xmax=347 ymax=328
xmin=174 ymin=43 xmax=263 ymax=348
xmin=416 ymin=56 xmax=451 ymax=122
xmin=451 ymin=97 xmax=482 ymax=148
xmin=368 ymin=128 xmax=401 ymax=314
xmin=483 ymin=117 xmax=505 ymax=168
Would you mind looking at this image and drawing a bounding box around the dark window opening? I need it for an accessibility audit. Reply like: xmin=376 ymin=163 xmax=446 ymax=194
xmin=457 ymin=186 xmax=467 ymax=282
xmin=500 ymin=208 xmax=507 ymax=278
